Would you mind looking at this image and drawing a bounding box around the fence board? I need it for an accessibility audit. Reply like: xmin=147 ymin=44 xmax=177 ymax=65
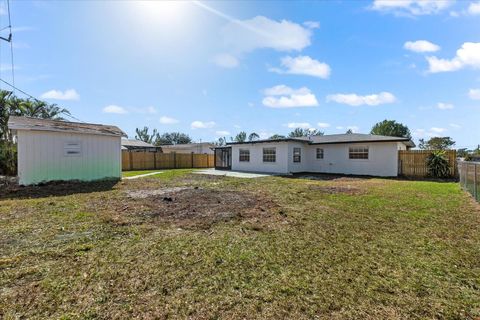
xmin=398 ymin=150 xmax=457 ymax=178
xmin=122 ymin=151 xmax=214 ymax=171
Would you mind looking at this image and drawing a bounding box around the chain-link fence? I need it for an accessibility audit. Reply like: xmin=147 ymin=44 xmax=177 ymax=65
xmin=459 ymin=161 xmax=480 ymax=202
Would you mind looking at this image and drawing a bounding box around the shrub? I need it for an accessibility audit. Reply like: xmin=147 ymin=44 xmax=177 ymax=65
xmin=0 ymin=141 xmax=17 ymax=176
xmin=426 ymin=150 xmax=450 ymax=178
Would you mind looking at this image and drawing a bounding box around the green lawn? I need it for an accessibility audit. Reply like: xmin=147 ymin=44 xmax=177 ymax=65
xmin=122 ymin=170 xmax=164 ymax=177
xmin=1 ymin=170 xmax=479 ymax=319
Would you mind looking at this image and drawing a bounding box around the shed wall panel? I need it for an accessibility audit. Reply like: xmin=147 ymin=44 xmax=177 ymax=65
xmin=17 ymin=130 xmax=121 ymax=185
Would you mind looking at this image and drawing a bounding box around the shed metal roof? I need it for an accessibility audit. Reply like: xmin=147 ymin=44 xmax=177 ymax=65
xmin=8 ymin=116 xmax=127 ymax=137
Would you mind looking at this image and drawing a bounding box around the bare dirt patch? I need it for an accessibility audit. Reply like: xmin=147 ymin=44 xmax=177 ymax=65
xmin=113 ymin=187 xmax=280 ymax=229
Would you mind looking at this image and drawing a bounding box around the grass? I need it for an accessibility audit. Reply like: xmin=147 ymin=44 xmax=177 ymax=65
xmin=122 ymin=170 xmax=165 ymax=178
xmin=1 ymin=170 xmax=479 ymax=319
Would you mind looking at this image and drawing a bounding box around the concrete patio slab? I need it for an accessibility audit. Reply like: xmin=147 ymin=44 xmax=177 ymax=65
xmin=194 ymin=169 xmax=273 ymax=179
xmin=124 ymin=172 xmax=163 ymax=180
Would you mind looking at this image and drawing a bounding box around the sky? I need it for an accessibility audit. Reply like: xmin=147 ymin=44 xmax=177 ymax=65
xmin=1 ymin=0 xmax=479 ymax=148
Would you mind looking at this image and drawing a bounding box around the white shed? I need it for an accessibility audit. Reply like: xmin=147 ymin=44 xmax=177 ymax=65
xmin=8 ymin=116 xmax=127 ymax=185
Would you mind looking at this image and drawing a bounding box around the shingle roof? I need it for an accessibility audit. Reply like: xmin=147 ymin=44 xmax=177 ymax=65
xmin=121 ymin=139 xmax=156 ymax=148
xmin=8 ymin=116 xmax=127 ymax=137
xmin=226 ymin=133 xmax=415 ymax=147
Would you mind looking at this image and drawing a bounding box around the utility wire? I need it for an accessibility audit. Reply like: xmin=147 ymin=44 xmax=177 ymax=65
xmin=6 ymin=0 xmax=14 ymax=93
xmin=0 ymin=78 xmax=85 ymax=123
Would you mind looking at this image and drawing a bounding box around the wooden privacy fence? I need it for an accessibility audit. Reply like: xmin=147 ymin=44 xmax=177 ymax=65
xmin=122 ymin=151 xmax=214 ymax=171
xmin=398 ymin=150 xmax=457 ymax=178
xmin=459 ymin=161 xmax=480 ymax=202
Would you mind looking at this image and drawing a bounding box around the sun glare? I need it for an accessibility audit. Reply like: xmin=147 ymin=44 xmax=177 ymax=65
xmin=133 ymin=1 xmax=192 ymax=27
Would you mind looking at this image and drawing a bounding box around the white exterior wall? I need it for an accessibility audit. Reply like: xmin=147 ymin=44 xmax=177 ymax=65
xmin=230 ymin=141 xmax=406 ymax=177
xmin=305 ymin=142 xmax=403 ymax=177
xmin=17 ymin=130 xmax=122 ymax=185
xmin=231 ymin=142 xmax=289 ymax=174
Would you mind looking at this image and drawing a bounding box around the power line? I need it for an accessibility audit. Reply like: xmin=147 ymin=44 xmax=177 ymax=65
xmin=0 ymin=78 xmax=84 ymax=123
xmin=6 ymin=0 xmax=14 ymax=92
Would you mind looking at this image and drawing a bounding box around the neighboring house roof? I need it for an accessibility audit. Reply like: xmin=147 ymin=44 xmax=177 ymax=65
xmin=159 ymin=142 xmax=214 ymax=149
xmin=121 ymin=139 xmax=156 ymax=148
xmin=8 ymin=116 xmax=127 ymax=137
xmin=226 ymin=133 xmax=415 ymax=147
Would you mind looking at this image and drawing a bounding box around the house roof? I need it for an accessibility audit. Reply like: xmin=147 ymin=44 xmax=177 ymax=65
xmin=8 ymin=116 xmax=127 ymax=137
xmin=226 ymin=133 xmax=415 ymax=147
xmin=160 ymin=142 xmax=214 ymax=149
xmin=121 ymin=139 xmax=156 ymax=148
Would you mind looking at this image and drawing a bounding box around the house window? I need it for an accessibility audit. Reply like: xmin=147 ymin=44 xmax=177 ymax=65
xmin=64 ymin=142 xmax=82 ymax=157
xmin=349 ymin=146 xmax=368 ymax=159
xmin=263 ymin=147 xmax=276 ymax=162
xmin=239 ymin=149 xmax=250 ymax=162
xmin=293 ymin=147 xmax=301 ymax=163
xmin=316 ymin=148 xmax=324 ymax=159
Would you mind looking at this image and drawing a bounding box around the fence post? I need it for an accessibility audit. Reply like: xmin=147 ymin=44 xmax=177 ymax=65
xmin=474 ymin=163 xmax=477 ymax=200
xmin=173 ymin=152 xmax=177 ymax=169
xmin=129 ymin=151 xmax=133 ymax=171
xmin=153 ymin=152 xmax=157 ymax=170
xmin=191 ymin=152 xmax=194 ymax=168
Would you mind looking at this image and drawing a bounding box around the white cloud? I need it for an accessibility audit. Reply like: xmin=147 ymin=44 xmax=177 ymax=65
xmin=262 ymin=85 xmax=319 ymax=108
xmin=317 ymin=122 xmax=330 ymax=128
xmin=269 ymin=55 xmax=331 ymax=79
xmin=303 ymin=21 xmax=320 ymax=29
xmin=469 ymin=88 xmax=480 ymax=100
xmin=215 ymin=130 xmax=230 ymax=136
xmin=371 ymin=0 xmax=454 ymax=16
xmin=437 ymin=102 xmax=454 ymax=110
xmin=103 ymin=105 xmax=128 ymax=114
xmin=449 ymin=123 xmax=461 ymax=129
xmin=40 ymin=89 xmax=79 ymax=101
xmin=222 ymin=16 xmax=312 ymax=53
xmin=326 ymin=92 xmax=396 ymax=106
xmin=415 ymin=127 xmax=447 ymax=138
xmin=159 ymin=116 xmax=179 ymax=124
xmin=427 ymin=42 xmax=480 ymax=73
xmin=430 ymin=127 xmax=446 ymax=133
xmin=468 ymin=1 xmax=480 ymax=15
xmin=191 ymin=121 xmax=216 ymax=129
xmin=234 ymin=124 xmax=242 ymax=129
xmin=212 ymin=53 xmax=239 ymax=68
xmin=286 ymin=122 xmax=312 ymax=129
xmin=404 ymin=40 xmax=440 ymax=53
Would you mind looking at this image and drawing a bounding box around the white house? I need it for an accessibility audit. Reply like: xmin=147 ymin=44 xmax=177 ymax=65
xmin=215 ymin=133 xmax=415 ymax=177
xmin=8 ymin=116 xmax=127 ymax=185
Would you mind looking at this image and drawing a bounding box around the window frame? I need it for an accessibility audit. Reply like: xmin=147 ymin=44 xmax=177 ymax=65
xmin=348 ymin=146 xmax=369 ymax=160
xmin=263 ymin=147 xmax=276 ymax=163
xmin=316 ymin=148 xmax=324 ymax=160
xmin=293 ymin=147 xmax=301 ymax=163
xmin=239 ymin=148 xmax=250 ymax=162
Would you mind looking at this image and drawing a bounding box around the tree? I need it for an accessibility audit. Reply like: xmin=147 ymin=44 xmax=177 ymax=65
xmin=288 ymin=128 xmax=323 ymax=138
xmin=233 ymin=131 xmax=247 ymax=143
xmin=135 ymin=127 xmax=157 ymax=144
xmin=0 ymin=90 xmax=71 ymax=175
xmin=269 ymin=134 xmax=286 ymax=140
xmin=214 ymin=137 xmax=227 ymax=146
xmin=346 ymin=129 xmax=353 ymax=134
xmin=370 ymin=119 xmax=411 ymax=138
xmin=248 ymin=132 xmax=259 ymax=141
xmin=418 ymin=137 xmax=455 ymax=150
xmin=155 ymin=132 xmax=192 ymax=145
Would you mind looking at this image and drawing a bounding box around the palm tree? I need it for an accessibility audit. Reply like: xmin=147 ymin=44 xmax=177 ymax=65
xmin=233 ymin=131 xmax=247 ymax=143
xmin=248 ymin=132 xmax=260 ymax=141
